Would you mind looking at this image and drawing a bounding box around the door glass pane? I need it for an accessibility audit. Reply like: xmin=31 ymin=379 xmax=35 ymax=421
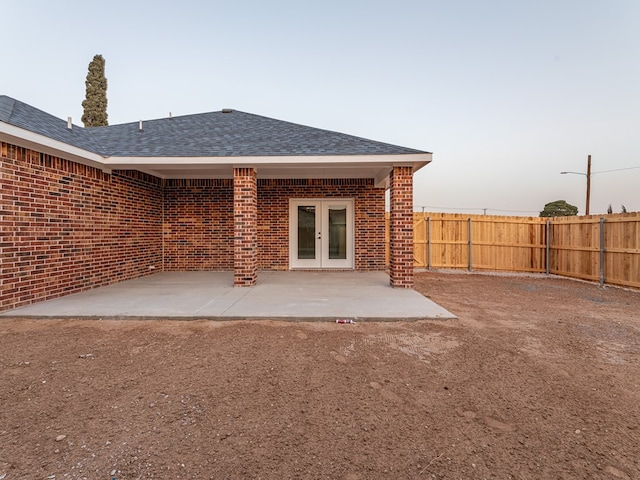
xmin=328 ymin=207 xmax=347 ymax=259
xmin=297 ymin=206 xmax=316 ymax=259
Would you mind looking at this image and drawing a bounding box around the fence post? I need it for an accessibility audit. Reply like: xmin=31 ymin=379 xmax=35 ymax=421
xmin=468 ymin=217 xmax=473 ymax=271
xmin=599 ymin=217 xmax=605 ymax=287
xmin=427 ymin=216 xmax=431 ymax=270
xmin=546 ymin=220 xmax=550 ymax=275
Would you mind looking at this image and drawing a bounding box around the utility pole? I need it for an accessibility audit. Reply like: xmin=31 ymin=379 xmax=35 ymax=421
xmin=561 ymin=155 xmax=592 ymax=216
xmin=561 ymin=156 xmax=640 ymax=215
xmin=585 ymin=155 xmax=591 ymax=216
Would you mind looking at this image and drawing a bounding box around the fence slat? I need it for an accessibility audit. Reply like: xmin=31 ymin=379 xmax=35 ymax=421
xmin=384 ymin=212 xmax=640 ymax=289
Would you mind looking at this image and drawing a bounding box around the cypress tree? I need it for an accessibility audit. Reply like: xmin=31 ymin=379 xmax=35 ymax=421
xmin=81 ymin=54 xmax=108 ymax=127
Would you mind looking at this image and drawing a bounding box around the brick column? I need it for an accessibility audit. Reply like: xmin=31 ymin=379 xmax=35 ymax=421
xmin=233 ymin=167 xmax=257 ymax=286
xmin=389 ymin=166 xmax=414 ymax=288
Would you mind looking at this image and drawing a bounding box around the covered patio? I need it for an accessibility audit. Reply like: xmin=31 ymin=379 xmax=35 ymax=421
xmin=0 ymin=271 xmax=455 ymax=321
xmin=1 ymin=97 xmax=433 ymax=313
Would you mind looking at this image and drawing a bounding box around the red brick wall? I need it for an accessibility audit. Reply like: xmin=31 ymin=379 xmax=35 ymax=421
xmin=160 ymin=178 xmax=385 ymax=272
xmin=258 ymin=179 xmax=386 ymax=271
xmin=1 ymin=141 xmax=387 ymax=310
xmin=0 ymin=142 xmax=163 ymax=311
xmin=163 ymin=179 xmax=233 ymax=270
xmin=389 ymin=166 xmax=414 ymax=288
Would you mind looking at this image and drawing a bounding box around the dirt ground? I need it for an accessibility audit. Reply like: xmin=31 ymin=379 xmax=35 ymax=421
xmin=1 ymin=272 xmax=639 ymax=480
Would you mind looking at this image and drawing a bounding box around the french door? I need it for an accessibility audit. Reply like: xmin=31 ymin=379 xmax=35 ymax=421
xmin=289 ymin=199 xmax=354 ymax=269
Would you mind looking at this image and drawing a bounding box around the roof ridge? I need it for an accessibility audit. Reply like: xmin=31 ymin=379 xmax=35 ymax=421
xmin=98 ymin=109 xmax=248 ymax=127
xmin=231 ymin=110 xmax=425 ymax=153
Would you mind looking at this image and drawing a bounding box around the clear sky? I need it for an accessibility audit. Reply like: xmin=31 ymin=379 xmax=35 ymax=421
xmin=3 ymin=0 xmax=639 ymax=215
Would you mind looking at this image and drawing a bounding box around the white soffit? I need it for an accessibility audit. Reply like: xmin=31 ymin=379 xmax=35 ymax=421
xmin=103 ymin=154 xmax=432 ymax=183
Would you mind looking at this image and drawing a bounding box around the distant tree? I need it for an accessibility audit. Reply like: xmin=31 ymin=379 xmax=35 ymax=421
xmin=607 ymin=204 xmax=613 ymax=214
xmin=81 ymin=54 xmax=108 ymax=127
xmin=621 ymin=205 xmax=627 ymax=213
xmin=539 ymin=200 xmax=579 ymax=217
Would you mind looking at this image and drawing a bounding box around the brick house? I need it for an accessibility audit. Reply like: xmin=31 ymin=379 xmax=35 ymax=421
xmin=0 ymin=96 xmax=431 ymax=312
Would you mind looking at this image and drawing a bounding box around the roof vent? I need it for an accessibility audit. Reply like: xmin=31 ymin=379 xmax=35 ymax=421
xmin=222 ymin=108 xmax=233 ymax=114
xmin=67 ymin=117 xmax=72 ymax=130
xmin=139 ymin=120 xmax=143 ymax=131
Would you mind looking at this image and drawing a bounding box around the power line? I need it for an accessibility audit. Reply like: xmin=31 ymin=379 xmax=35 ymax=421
xmin=593 ymin=165 xmax=640 ymax=174
xmin=487 ymin=208 xmax=541 ymax=214
xmin=416 ymin=165 xmax=640 ymax=214
xmin=416 ymin=205 xmax=539 ymax=214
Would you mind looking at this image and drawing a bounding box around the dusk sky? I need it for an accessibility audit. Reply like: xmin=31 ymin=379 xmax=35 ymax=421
xmin=3 ymin=0 xmax=639 ymax=215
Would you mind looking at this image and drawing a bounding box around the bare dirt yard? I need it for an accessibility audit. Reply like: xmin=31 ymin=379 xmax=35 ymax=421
xmin=1 ymin=272 xmax=639 ymax=480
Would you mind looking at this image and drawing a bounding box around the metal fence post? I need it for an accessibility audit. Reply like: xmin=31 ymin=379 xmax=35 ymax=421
xmin=427 ymin=216 xmax=431 ymax=270
xmin=546 ymin=220 xmax=550 ymax=275
xmin=600 ymin=217 xmax=605 ymax=287
xmin=468 ymin=217 xmax=473 ymax=271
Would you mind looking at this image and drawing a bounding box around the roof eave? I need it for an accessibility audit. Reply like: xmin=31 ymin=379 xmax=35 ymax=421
xmin=102 ymin=152 xmax=431 ymax=167
xmin=0 ymin=122 xmax=108 ymax=172
xmin=1 ymin=120 xmax=432 ymax=186
xmin=103 ymin=153 xmax=432 ymax=187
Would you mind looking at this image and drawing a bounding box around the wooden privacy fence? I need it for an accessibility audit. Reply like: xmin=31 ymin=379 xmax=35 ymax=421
xmin=385 ymin=212 xmax=640 ymax=289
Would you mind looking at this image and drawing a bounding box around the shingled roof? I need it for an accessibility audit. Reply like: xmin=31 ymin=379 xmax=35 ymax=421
xmin=0 ymin=95 xmax=432 ymax=184
xmin=0 ymin=95 xmax=427 ymax=158
xmin=0 ymin=96 xmax=101 ymax=153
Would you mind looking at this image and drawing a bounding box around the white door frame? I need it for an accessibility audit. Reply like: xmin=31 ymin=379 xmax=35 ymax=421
xmin=289 ymin=198 xmax=354 ymax=269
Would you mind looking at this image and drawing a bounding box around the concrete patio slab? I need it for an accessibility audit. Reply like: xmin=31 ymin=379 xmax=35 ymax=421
xmin=0 ymin=271 xmax=456 ymax=321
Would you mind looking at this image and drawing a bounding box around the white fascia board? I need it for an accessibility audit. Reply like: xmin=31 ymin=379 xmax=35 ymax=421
xmin=104 ymin=153 xmax=431 ymax=176
xmin=0 ymin=122 xmax=107 ymax=170
xmin=103 ymin=152 xmax=432 ymax=168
